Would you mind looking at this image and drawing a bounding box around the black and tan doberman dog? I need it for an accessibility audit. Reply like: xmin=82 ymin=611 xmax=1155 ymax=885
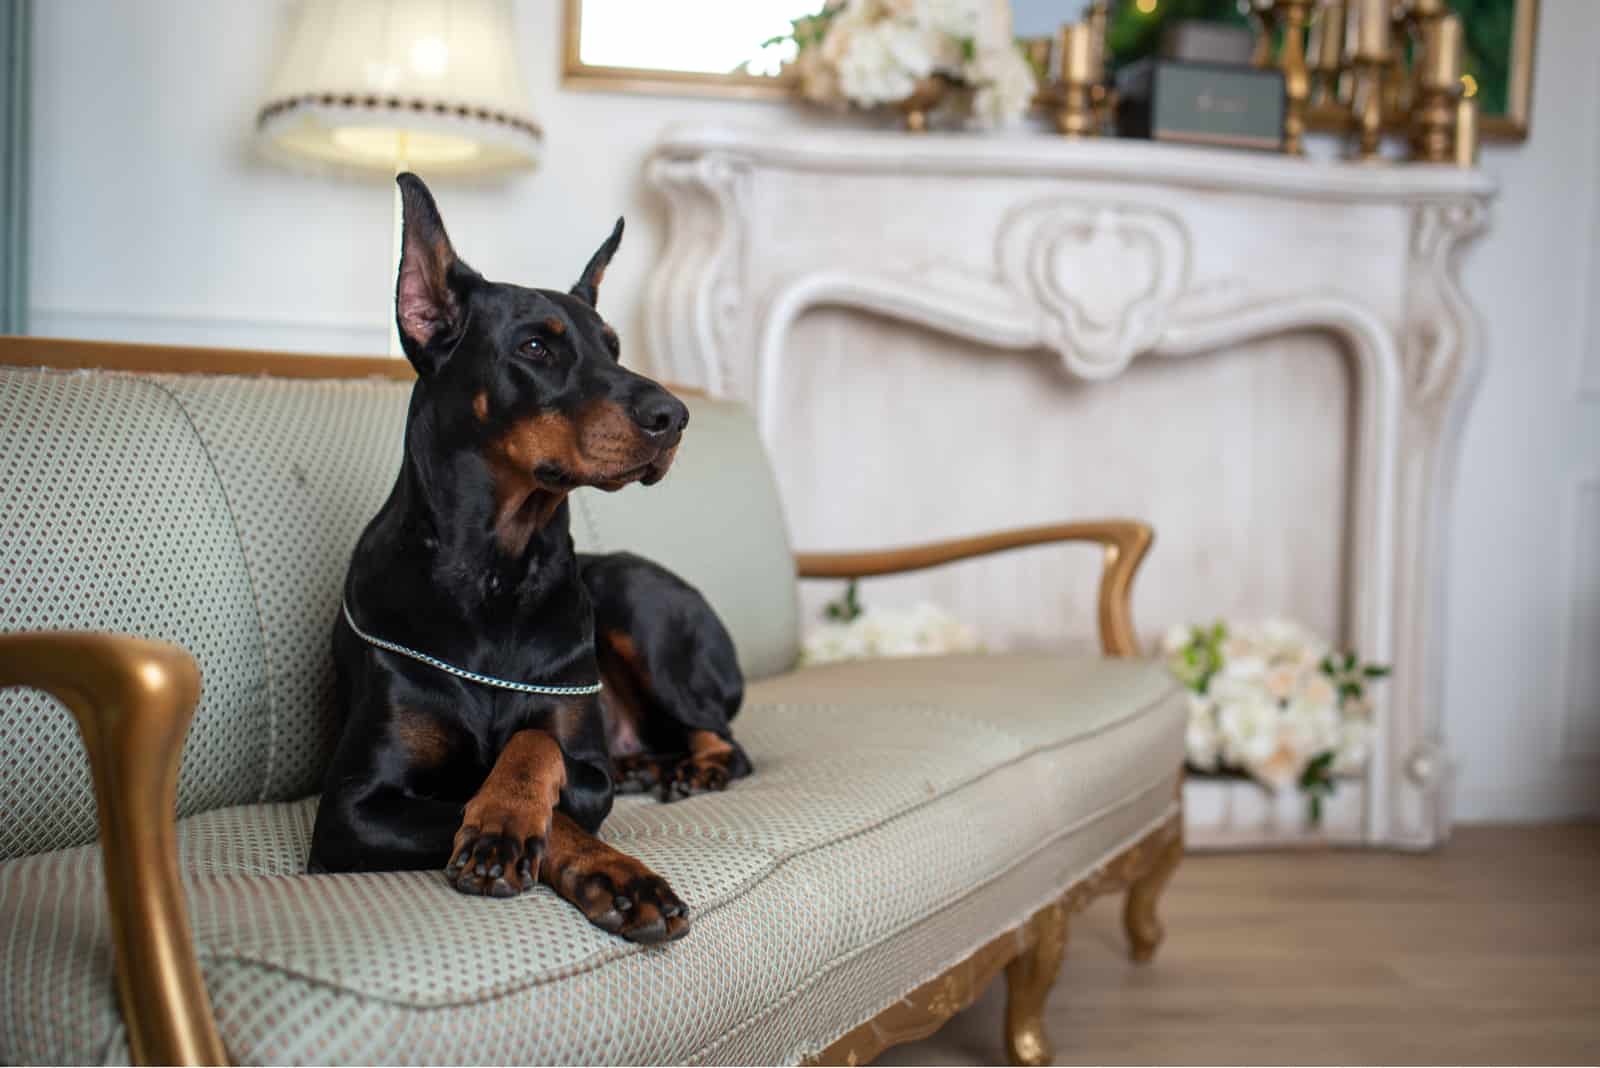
xmin=308 ymin=173 xmax=751 ymax=943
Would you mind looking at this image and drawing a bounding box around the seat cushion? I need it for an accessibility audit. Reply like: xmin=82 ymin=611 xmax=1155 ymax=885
xmin=0 ymin=654 xmax=1182 ymax=1065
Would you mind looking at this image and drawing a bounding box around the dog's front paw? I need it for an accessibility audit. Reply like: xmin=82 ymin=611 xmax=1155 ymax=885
xmin=446 ymin=824 xmax=544 ymax=898
xmin=564 ymin=864 xmax=691 ymax=943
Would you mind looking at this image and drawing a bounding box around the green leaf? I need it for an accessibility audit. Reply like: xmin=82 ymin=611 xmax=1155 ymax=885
xmin=1343 ymin=651 xmax=1357 ymax=671
xmin=822 ymin=578 xmax=865 ymax=623
xmin=1363 ymin=665 xmax=1391 ymax=678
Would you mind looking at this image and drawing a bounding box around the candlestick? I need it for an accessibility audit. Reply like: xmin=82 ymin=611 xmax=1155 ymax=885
xmin=1349 ymin=0 xmax=1391 ymax=61
xmin=1351 ymin=56 xmax=1387 ymax=160
xmin=1250 ymin=0 xmax=1278 ymax=68
xmin=1455 ymin=95 xmax=1480 ymax=167
xmin=1275 ymin=0 xmax=1314 ymax=155
xmin=1085 ymin=1 xmax=1113 ymax=129
xmin=1308 ymin=0 xmax=1352 ymax=114
xmin=1052 ymin=23 xmax=1098 ymax=138
xmin=1419 ymin=13 xmax=1463 ymax=91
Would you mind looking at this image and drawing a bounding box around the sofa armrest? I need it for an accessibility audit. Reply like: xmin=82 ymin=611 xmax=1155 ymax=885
xmin=794 ymin=519 xmax=1154 ymax=657
xmin=0 ymin=632 xmax=227 ymax=1066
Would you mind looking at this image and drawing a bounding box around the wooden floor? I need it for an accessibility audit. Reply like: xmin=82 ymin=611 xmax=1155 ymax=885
xmin=878 ymin=826 xmax=1600 ymax=1066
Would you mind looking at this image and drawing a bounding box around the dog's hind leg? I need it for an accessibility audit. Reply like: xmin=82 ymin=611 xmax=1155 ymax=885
xmin=542 ymin=810 xmax=689 ymax=943
xmin=582 ymin=552 xmax=751 ymax=802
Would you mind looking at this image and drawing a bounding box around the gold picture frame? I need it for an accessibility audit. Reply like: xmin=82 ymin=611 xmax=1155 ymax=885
xmin=561 ymin=0 xmax=796 ymax=99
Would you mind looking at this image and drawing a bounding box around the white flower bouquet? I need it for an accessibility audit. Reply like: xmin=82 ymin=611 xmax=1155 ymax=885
xmin=770 ymin=0 xmax=1039 ymax=129
xmin=1165 ymin=619 xmax=1388 ymax=824
xmin=801 ymin=580 xmax=985 ymax=666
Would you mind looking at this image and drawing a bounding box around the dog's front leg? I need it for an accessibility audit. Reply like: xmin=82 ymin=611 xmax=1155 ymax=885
xmin=446 ymin=729 xmax=564 ymax=897
xmin=543 ymin=810 xmax=690 ymax=943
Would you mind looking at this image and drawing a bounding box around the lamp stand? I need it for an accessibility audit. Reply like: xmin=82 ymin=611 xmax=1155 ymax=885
xmin=389 ymin=134 xmax=409 ymax=358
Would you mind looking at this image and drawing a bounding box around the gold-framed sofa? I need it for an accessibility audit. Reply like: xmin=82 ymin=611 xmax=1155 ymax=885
xmin=0 ymin=338 xmax=1185 ymax=1066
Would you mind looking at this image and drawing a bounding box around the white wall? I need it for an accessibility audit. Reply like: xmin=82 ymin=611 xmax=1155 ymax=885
xmin=27 ymin=0 xmax=1600 ymax=822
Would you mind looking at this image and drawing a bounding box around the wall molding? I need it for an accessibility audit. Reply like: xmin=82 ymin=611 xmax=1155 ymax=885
xmin=28 ymin=304 xmax=389 ymax=356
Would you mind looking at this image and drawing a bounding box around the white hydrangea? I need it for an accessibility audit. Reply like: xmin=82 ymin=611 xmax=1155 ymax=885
xmin=792 ymin=0 xmax=1034 ymax=125
xmin=968 ymin=43 xmax=1038 ymax=128
xmin=1161 ymin=623 xmax=1195 ymax=656
xmin=801 ymin=602 xmax=983 ymax=666
xmin=1184 ymin=694 xmax=1221 ymax=771
xmin=1216 ymin=691 xmax=1280 ymax=769
xmin=832 ymin=18 xmax=937 ymax=106
xmin=1332 ymin=719 xmax=1372 ymax=776
xmin=1175 ymin=617 xmax=1379 ymax=797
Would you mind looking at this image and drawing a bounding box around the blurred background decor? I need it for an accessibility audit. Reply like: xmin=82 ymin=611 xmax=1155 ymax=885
xmin=769 ymin=0 xmax=1039 ymax=129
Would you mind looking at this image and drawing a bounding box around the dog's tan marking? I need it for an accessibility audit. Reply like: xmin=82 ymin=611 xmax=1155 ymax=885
xmin=393 ymin=709 xmax=453 ymax=767
xmin=482 ymin=400 xmax=662 ymax=555
xmin=472 ymin=390 xmax=489 ymax=423
xmin=688 ymin=729 xmax=734 ymax=762
xmin=598 ymin=629 xmax=650 ymax=758
xmin=542 ymin=316 xmax=567 ymax=336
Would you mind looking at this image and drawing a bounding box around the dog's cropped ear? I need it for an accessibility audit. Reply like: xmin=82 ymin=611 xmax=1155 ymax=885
xmin=395 ymin=172 xmax=480 ymax=375
xmin=570 ymin=217 xmax=624 ymax=308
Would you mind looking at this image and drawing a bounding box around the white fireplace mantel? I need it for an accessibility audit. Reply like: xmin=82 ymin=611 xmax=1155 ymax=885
xmin=644 ymin=123 xmax=1494 ymax=850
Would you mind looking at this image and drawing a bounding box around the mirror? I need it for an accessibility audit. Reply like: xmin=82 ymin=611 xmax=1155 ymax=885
xmin=564 ymin=0 xmax=827 ymax=95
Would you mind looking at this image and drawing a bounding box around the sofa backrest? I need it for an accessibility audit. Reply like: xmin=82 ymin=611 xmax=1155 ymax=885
xmin=0 ymin=348 xmax=798 ymax=859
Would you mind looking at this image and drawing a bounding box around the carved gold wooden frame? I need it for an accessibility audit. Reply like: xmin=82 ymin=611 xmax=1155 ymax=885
xmin=808 ymin=811 xmax=1184 ymax=1067
xmin=0 ymin=335 xmax=1180 ymax=1067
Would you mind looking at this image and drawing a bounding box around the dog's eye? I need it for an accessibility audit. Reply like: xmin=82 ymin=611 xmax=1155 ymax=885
xmin=519 ymin=337 xmax=549 ymax=359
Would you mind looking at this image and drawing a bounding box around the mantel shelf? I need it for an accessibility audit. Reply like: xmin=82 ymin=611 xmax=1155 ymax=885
xmin=655 ymin=122 xmax=1498 ymax=204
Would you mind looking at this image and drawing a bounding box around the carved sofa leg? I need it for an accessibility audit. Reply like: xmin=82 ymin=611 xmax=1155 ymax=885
xmin=1003 ymin=901 xmax=1069 ymax=1067
xmin=1123 ymin=828 xmax=1183 ymax=963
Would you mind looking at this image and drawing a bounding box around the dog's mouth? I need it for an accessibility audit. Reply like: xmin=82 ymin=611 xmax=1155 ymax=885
xmin=540 ymin=435 xmax=680 ymax=494
xmin=597 ymin=440 xmax=679 ymax=491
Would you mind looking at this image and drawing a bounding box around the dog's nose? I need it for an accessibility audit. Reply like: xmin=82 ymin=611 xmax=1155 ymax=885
xmin=631 ymin=392 xmax=690 ymax=439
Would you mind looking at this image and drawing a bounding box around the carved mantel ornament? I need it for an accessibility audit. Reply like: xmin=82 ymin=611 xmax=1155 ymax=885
xmin=646 ymin=124 xmax=1494 ymax=849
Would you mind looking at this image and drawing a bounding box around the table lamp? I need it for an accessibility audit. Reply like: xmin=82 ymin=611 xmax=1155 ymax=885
xmin=255 ymin=0 xmax=541 ymax=354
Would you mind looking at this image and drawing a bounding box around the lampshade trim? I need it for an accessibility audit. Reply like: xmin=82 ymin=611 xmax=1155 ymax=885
xmin=256 ymin=93 xmax=543 ymax=141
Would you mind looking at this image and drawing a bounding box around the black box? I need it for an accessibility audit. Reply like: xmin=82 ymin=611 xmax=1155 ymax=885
xmin=1116 ymin=59 xmax=1286 ymax=152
